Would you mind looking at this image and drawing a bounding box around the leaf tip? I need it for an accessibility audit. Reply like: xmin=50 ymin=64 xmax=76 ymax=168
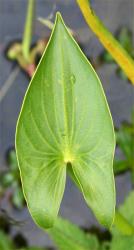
xmin=32 ymin=209 xmax=56 ymax=229
xmin=99 ymin=205 xmax=115 ymax=229
xmin=56 ymin=12 xmax=63 ymax=22
xmin=55 ymin=12 xmax=65 ymax=29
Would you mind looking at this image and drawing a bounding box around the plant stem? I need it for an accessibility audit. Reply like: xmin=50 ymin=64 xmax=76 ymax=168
xmin=22 ymin=0 xmax=35 ymax=61
xmin=76 ymin=0 xmax=134 ymax=85
xmin=114 ymin=211 xmax=134 ymax=235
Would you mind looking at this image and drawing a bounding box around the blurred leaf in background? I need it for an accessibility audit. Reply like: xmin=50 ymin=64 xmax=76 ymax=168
xmin=0 ymin=230 xmax=14 ymax=250
xmin=110 ymin=191 xmax=134 ymax=250
xmin=47 ymin=192 xmax=134 ymax=250
xmin=111 ymin=191 xmax=134 ymax=236
xmin=0 ymin=230 xmax=46 ymax=250
xmin=48 ymin=217 xmax=99 ymax=250
xmin=0 ymin=148 xmax=25 ymax=209
xmin=114 ymin=109 xmax=134 ymax=183
xmin=20 ymin=248 xmax=46 ymax=250
xmin=110 ymin=235 xmax=134 ymax=250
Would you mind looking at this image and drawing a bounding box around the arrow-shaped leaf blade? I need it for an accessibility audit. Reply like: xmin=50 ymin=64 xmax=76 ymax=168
xmin=16 ymin=13 xmax=115 ymax=229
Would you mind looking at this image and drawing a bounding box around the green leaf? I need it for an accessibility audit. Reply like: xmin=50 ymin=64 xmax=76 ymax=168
xmin=116 ymin=126 xmax=132 ymax=159
xmin=112 ymin=191 xmax=134 ymax=236
xmin=110 ymin=235 xmax=134 ymax=250
xmin=0 ymin=231 xmax=14 ymax=250
xmin=48 ymin=217 xmax=99 ymax=250
xmin=7 ymin=149 xmax=18 ymax=171
xmin=12 ymin=186 xmax=25 ymax=209
xmin=101 ymin=51 xmax=114 ymax=63
xmin=114 ymin=118 xmax=134 ymax=181
xmin=16 ymin=13 xmax=115 ymax=229
xmin=113 ymin=159 xmax=129 ymax=174
xmin=118 ymin=28 xmax=133 ymax=55
xmin=100 ymin=242 xmax=110 ymax=250
xmin=20 ymin=248 xmax=45 ymax=250
xmin=1 ymin=173 xmax=14 ymax=187
xmin=109 ymin=192 xmax=134 ymax=250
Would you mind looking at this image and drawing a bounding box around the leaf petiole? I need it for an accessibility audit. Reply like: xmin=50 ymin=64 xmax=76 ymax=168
xmin=22 ymin=0 xmax=35 ymax=61
xmin=76 ymin=0 xmax=134 ymax=85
